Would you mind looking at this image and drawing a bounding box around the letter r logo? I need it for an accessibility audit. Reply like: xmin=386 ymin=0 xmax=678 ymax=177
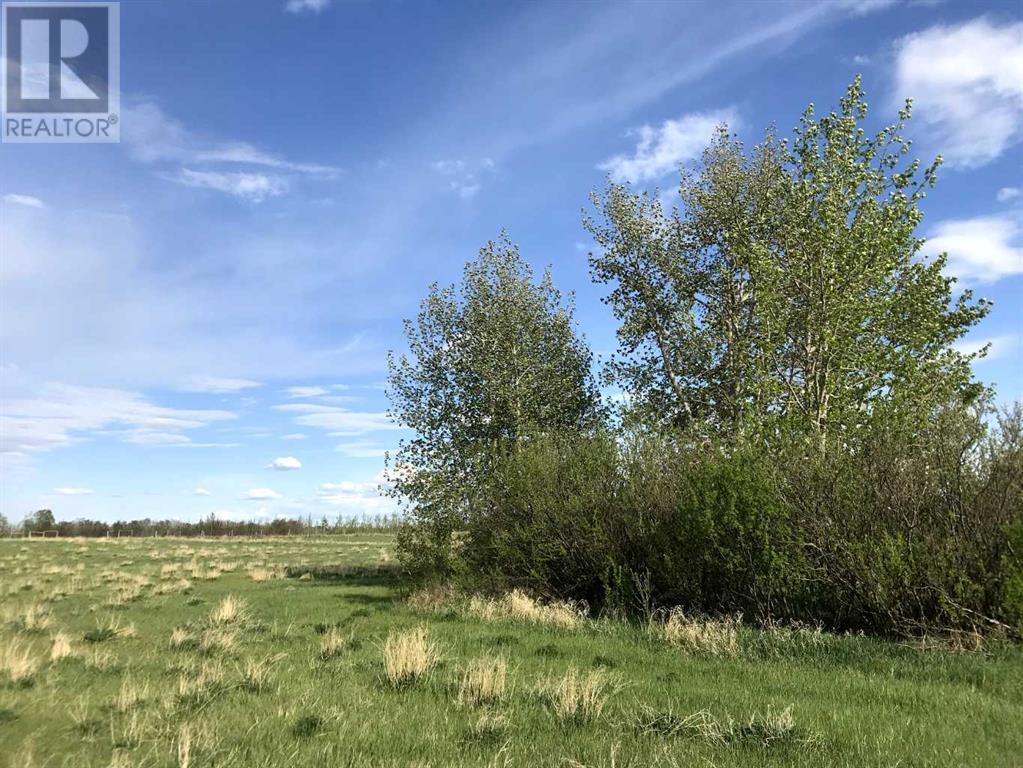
xmin=3 ymin=3 xmax=112 ymax=113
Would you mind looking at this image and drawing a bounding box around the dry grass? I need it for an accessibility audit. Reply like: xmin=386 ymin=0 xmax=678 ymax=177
xmin=114 ymin=674 xmax=149 ymax=713
xmin=655 ymin=608 xmax=741 ymax=657
xmin=544 ymin=668 xmax=614 ymax=723
xmin=14 ymin=603 xmax=53 ymax=632
xmin=169 ymin=627 xmax=194 ymax=650
xmin=239 ymin=652 xmax=287 ymax=692
xmin=319 ymin=628 xmax=351 ymax=660
xmin=50 ymin=631 xmax=76 ymax=662
xmin=383 ymin=626 xmax=439 ymax=688
xmin=0 ymin=637 xmax=41 ymax=685
xmin=246 ymin=566 xmax=284 ymax=582
xmin=198 ymin=627 xmax=239 ymax=655
xmin=209 ymin=595 xmax=248 ymax=626
xmin=469 ymin=589 xmax=585 ymax=630
xmin=458 ymin=655 xmax=508 ymax=707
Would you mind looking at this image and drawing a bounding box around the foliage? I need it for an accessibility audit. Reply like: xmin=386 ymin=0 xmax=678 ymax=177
xmin=464 ymin=400 xmax=1021 ymax=633
xmin=387 ymin=233 xmax=601 ymax=578
xmin=586 ymin=77 xmax=989 ymax=444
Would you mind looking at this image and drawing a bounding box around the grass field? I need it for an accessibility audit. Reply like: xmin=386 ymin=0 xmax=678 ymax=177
xmin=0 ymin=536 xmax=1020 ymax=767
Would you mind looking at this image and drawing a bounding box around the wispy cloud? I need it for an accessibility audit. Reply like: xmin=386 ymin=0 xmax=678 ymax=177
xmin=286 ymin=385 xmax=329 ymax=398
xmin=272 ymin=403 xmax=397 ymax=435
xmin=954 ymin=334 xmax=1018 ymax=362
xmin=921 ymin=215 xmax=1023 ymax=285
xmin=893 ymin=18 xmax=1023 ymax=168
xmin=285 ymin=0 xmax=331 ymax=14
xmin=266 ymin=456 xmax=302 ymax=471
xmin=431 ymin=157 xmax=495 ymax=199
xmin=173 ymin=169 xmax=288 ymax=202
xmin=194 ymin=488 xmax=212 ymax=496
xmin=335 ymin=441 xmax=391 ymax=458
xmin=179 ymin=376 xmax=262 ymax=394
xmin=124 ymin=100 xmax=339 ymax=200
xmin=0 ymin=383 xmax=236 ymax=458
xmin=2 ymin=193 xmax=45 ymax=209
xmin=243 ymin=488 xmax=282 ymax=501
xmin=997 ymin=187 xmax=1021 ymax=203
xmin=52 ymin=487 xmax=94 ymax=496
xmin=598 ymin=110 xmax=736 ymax=183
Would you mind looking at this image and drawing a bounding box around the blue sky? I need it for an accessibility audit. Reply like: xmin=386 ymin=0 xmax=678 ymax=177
xmin=1 ymin=0 xmax=1021 ymax=524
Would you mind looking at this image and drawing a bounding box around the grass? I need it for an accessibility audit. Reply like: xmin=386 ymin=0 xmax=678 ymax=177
xmin=0 ymin=534 xmax=1018 ymax=766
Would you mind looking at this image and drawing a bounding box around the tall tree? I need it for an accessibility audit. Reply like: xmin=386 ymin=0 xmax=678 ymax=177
xmin=387 ymin=233 xmax=601 ymax=575
xmin=587 ymin=78 xmax=989 ymax=445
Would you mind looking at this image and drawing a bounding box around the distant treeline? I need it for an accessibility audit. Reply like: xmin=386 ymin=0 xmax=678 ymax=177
xmin=3 ymin=509 xmax=401 ymax=538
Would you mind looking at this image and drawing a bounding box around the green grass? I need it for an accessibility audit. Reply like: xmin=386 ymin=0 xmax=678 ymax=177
xmin=0 ymin=535 xmax=1019 ymax=767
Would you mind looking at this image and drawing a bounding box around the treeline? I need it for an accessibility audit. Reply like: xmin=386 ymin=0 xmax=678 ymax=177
xmin=4 ymin=509 xmax=401 ymax=538
xmin=387 ymin=79 xmax=1023 ymax=636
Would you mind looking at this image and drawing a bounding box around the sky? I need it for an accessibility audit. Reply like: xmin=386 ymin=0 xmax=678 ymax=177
xmin=1 ymin=0 xmax=1021 ymax=525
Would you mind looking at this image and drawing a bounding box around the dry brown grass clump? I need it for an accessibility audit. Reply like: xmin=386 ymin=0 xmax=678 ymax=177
xmin=114 ymin=674 xmax=149 ymax=712
xmin=469 ymin=589 xmax=585 ymax=630
xmin=544 ymin=668 xmax=614 ymax=723
xmin=1 ymin=637 xmax=41 ymax=685
xmin=246 ymin=566 xmax=284 ymax=583
xmin=50 ymin=631 xmax=76 ymax=662
xmin=319 ymin=628 xmax=352 ymax=660
xmin=458 ymin=655 xmax=508 ymax=707
xmin=655 ymin=608 xmax=741 ymax=657
xmin=383 ymin=626 xmax=439 ymax=688
xmin=14 ymin=603 xmax=53 ymax=632
xmin=208 ymin=595 xmax=247 ymax=626
xmin=239 ymin=652 xmax=287 ymax=692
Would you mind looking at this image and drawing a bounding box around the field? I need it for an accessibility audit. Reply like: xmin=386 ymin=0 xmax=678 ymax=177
xmin=0 ymin=537 xmax=1020 ymax=767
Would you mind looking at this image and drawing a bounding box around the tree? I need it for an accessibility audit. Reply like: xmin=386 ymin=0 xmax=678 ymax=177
xmin=24 ymin=509 xmax=56 ymax=534
xmin=0 ymin=513 xmax=10 ymax=537
xmin=586 ymin=78 xmax=989 ymax=445
xmin=387 ymin=233 xmax=602 ymax=576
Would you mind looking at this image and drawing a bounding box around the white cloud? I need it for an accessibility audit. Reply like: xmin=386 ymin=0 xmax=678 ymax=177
xmin=243 ymin=488 xmax=282 ymax=501
xmin=179 ymin=376 xmax=261 ymax=394
xmin=0 ymin=383 xmax=236 ymax=458
xmin=2 ymin=193 xmax=45 ymax=209
xmin=430 ymin=158 xmax=494 ymax=199
xmin=272 ymin=403 xmax=397 ymax=435
xmin=335 ymin=441 xmax=391 ymax=458
xmin=194 ymin=488 xmax=211 ymax=496
xmin=173 ymin=169 xmax=288 ymax=202
xmin=598 ymin=109 xmax=737 ymax=183
xmin=316 ymin=478 xmax=394 ymax=514
xmin=285 ymin=0 xmax=331 ymax=13
xmin=281 ymin=433 xmax=308 ymax=440
xmin=286 ymin=385 xmax=329 ymax=398
xmin=125 ymin=101 xmax=339 ymax=176
xmin=52 ymin=487 xmax=93 ymax=496
xmin=954 ymin=334 xmax=1018 ymax=362
xmin=921 ymin=215 xmax=1023 ymax=284
xmin=997 ymin=187 xmax=1021 ymax=203
xmin=266 ymin=456 xmax=302 ymax=471
xmin=893 ymin=18 xmax=1023 ymax=168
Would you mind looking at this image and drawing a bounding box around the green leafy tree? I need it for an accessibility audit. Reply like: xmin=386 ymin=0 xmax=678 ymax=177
xmin=0 ymin=513 xmax=10 ymax=537
xmin=587 ymin=78 xmax=989 ymax=445
xmin=24 ymin=509 xmax=56 ymax=534
xmin=387 ymin=233 xmax=602 ymax=576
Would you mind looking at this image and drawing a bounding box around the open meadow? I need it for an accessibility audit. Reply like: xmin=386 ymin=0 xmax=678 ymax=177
xmin=0 ymin=536 xmax=1020 ymax=768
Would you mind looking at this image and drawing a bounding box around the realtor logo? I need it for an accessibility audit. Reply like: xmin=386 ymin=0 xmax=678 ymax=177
xmin=2 ymin=1 xmax=119 ymax=142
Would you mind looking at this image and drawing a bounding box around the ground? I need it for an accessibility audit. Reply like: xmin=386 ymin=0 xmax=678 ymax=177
xmin=0 ymin=535 xmax=1019 ymax=767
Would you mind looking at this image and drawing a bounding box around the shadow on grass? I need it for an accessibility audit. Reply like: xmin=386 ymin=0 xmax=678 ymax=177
xmin=284 ymin=564 xmax=403 ymax=587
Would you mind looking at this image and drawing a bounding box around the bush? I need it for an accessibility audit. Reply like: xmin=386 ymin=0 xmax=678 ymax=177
xmin=399 ymin=402 xmax=1022 ymax=635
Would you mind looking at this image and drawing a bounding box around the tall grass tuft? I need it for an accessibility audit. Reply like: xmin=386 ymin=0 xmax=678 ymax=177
xmin=458 ymin=655 xmax=508 ymax=707
xmin=655 ymin=608 xmax=741 ymax=657
xmin=1 ymin=637 xmax=40 ymax=685
xmin=383 ymin=626 xmax=439 ymax=688
xmin=544 ymin=668 xmax=613 ymax=723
